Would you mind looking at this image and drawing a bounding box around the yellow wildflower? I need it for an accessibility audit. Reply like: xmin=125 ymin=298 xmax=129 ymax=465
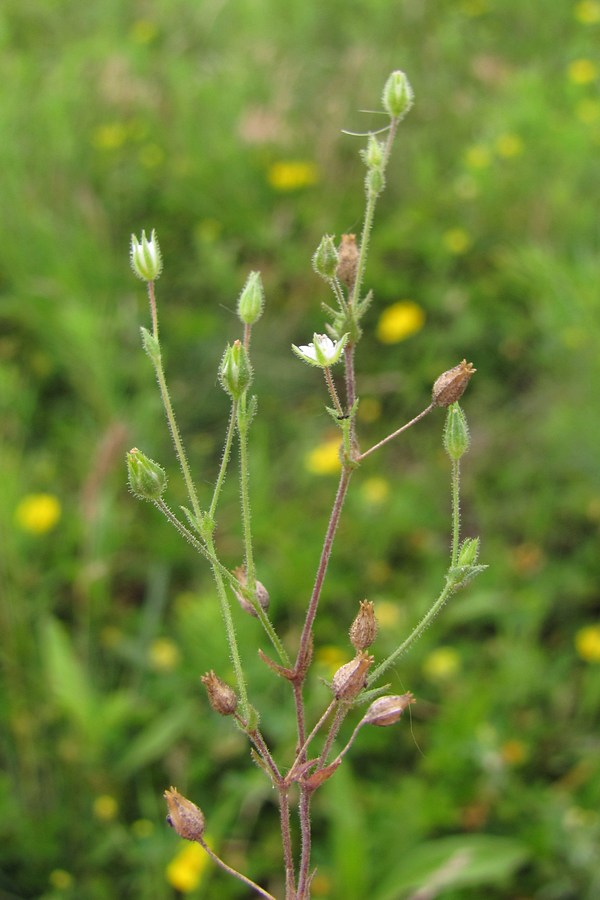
xmin=91 ymin=122 xmax=128 ymax=150
xmin=422 ymin=646 xmax=461 ymax=682
xmin=495 ymin=133 xmax=524 ymax=158
xmin=574 ymin=0 xmax=600 ymax=24
xmin=166 ymin=841 xmax=209 ymax=893
xmin=130 ymin=19 xmax=159 ymax=43
xmin=304 ymin=438 xmax=341 ymax=475
xmin=376 ymin=300 xmax=425 ymax=344
xmin=500 ymin=739 xmax=528 ymax=766
xmin=315 ymin=645 xmax=347 ymax=678
xmin=267 ymin=160 xmax=318 ymax=191
xmin=132 ymin=818 xmax=154 ymax=838
xmin=93 ymin=795 xmax=118 ymax=821
xmin=149 ymin=637 xmax=181 ymax=671
xmin=575 ymin=624 xmax=600 ymax=663
xmin=567 ymin=59 xmax=598 ymax=85
xmin=361 ymin=477 xmax=390 ymax=505
xmin=443 ymin=228 xmax=472 ymax=255
xmin=357 ymin=396 xmax=381 ymax=423
xmin=49 ymin=870 xmax=73 ymax=890
xmin=465 ymin=144 xmax=491 ymax=169
xmin=15 ymin=493 xmax=61 ymax=534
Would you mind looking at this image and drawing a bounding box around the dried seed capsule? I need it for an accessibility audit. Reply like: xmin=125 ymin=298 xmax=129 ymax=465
xmin=232 ymin=566 xmax=270 ymax=617
xmin=361 ymin=693 xmax=415 ymax=727
xmin=164 ymin=787 xmax=205 ymax=841
xmin=349 ymin=600 xmax=378 ymax=651
xmin=432 ymin=359 xmax=476 ymax=407
xmin=336 ymin=234 xmax=359 ymax=290
xmin=201 ymin=671 xmax=238 ymax=716
xmin=332 ymin=651 xmax=373 ymax=700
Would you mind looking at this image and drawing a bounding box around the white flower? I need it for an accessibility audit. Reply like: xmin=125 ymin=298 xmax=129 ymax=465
xmin=292 ymin=333 xmax=349 ymax=368
xmin=130 ymin=229 xmax=163 ymax=281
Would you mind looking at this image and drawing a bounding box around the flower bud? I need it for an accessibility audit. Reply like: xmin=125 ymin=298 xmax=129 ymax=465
xmin=127 ymin=448 xmax=167 ymax=501
xmin=201 ymin=670 xmax=238 ymax=716
xmin=312 ymin=235 xmax=339 ymax=280
xmin=362 ymin=134 xmax=385 ymax=170
xmin=130 ymin=229 xmax=163 ymax=281
xmin=336 ymin=234 xmax=359 ymax=290
xmin=349 ymin=600 xmax=378 ymax=651
xmin=164 ymin=787 xmax=205 ymax=841
xmin=332 ymin=651 xmax=373 ymax=700
xmin=382 ymin=70 xmax=414 ymax=120
xmin=219 ymin=340 xmax=253 ymax=399
xmin=443 ymin=402 xmax=470 ymax=460
xmin=232 ymin=566 xmax=270 ymax=617
xmin=456 ymin=537 xmax=480 ymax=567
xmin=361 ymin=692 xmax=415 ymax=727
xmin=237 ymin=271 xmax=264 ymax=326
xmin=365 ymin=167 xmax=385 ymax=196
xmin=432 ymin=359 xmax=476 ymax=407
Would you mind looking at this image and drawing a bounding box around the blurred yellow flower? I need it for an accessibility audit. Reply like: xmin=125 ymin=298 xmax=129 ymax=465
xmin=304 ymin=438 xmax=341 ymax=475
xmin=166 ymin=840 xmax=209 ymax=892
xmin=15 ymin=493 xmax=61 ymax=534
xmin=93 ymin=794 xmax=118 ymax=821
xmin=267 ymin=160 xmax=318 ymax=191
xmin=376 ymin=300 xmax=425 ymax=344
xmin=495 ymin=133 xmax=524 ymax=158
xmin=443 ymin=228 xmax=472 ymax=255
xmin=149 ymin=637 xmax=181 ymax=671
xmin=465 ymin=144 xmax=491 ymax=169
xmin=49 ymin=869 xmax=73 ymax=890
xmin=422 ymin=646 xmax=461 ymax=682
xmin=500 ymin=739 xmax=528 ymax=766
xmin=460 ymin=0 xmax=488 ymax=15
xmin=138 ymin=143 xmax=165 ymax=168
xmin=576 ymin=98 xmax=600 ymax=123
xmin=91 ymin=122 xmax=128 ymax=150
xmin=315 ymin=645 xmax=347 ymax=678
xmin=574 ymin=0 xmax=600 ymax=24
xmin=575 ymin=624 xmax=600 ymax=663
xmin=132 ymin=818 xmax=154 ymax=838
xmin=130 ymin=18 xmax=159 ymax=43
xmin=375 ymin=599 xmax=400 ymax=629
xmin=357 ymin=396 xmax=381 ymax=423
xmin=360 ymin=477 xmax=390 ymax=505
xmin=567 ymin=59 xmax=598 ymax=85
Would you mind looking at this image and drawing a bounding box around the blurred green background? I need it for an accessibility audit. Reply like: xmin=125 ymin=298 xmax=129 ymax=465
xmin=1 ymin=0 xmax=599 ymax=897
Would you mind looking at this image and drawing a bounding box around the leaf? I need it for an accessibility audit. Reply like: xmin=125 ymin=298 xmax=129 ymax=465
xmin=41 ymin=616 xmax=96 ymax=735
xmin=373 ymin=833 xmax=529 ymax=900
xmin=115 ymin=701 xmax=196 ymax=778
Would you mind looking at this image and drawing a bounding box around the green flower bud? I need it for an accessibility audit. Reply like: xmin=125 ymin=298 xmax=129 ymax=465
xmin=219 ymin=339 xmax=253 ymax=399
xmin=365 ymin=167 xmax=385 ymax=196
xmin=127 ymin=448 xmax=167 ymax=500
xmin=361 ymin=134 xmax=385 ymax=170
xmin=237 ymin=271 xmax=264 ymax=325
xmin=382 ymin=70 xmax=414 ymax=120
xmin=312 ymin=235 xmax=339 ymax=280
xmin=130 ymin=229 xmax=163 ymax=281
xmin=457 ymin=537 xmax=480 ymax=567
xmin=443 ymin=402 xmax=470 ymax=460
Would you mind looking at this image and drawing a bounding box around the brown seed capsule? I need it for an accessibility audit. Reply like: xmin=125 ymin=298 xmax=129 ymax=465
xmin=201 ymin=670 xmax=238 ymax=716
xmin=361 ymin=692 xmax=415 ymax=727
xmin=164 ymin=787 xmax=205 ymax=841
xmin=349 ymin=600 xmax=378 ymax=651
xmin=332 ymin=651 xmax=374 ymax=700
xmin=232 ymin=566 xmax=270 ymax=617
xmin=432 ymin=359 xmax=476 ymax=407
xmin=336 ymin=234 xmax=359 ymax=290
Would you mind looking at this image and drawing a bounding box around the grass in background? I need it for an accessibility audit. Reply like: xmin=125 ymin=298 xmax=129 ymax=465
xmin=1 ymin=0 xmax=599 ymax=897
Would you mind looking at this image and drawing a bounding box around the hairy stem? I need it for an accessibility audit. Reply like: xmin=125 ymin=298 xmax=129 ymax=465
xmin=357 ymin=402 xmax=435 ymax=462
xmin=198 ymin=837 xmax=277 ymax=900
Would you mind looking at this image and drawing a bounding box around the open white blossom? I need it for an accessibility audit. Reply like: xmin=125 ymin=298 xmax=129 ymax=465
xmin=292 ymin=333 xmax=349 ymax=368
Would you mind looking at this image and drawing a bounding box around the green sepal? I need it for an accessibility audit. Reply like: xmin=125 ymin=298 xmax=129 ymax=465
xmin=141 ymin=326 xmax=161 ymax=364
xmin=446 ymin=563 xmax=488 ymax=591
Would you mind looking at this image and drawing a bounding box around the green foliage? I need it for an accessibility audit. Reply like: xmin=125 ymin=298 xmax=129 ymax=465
xmin=1 ymin=0 xmax=600 ymax=897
